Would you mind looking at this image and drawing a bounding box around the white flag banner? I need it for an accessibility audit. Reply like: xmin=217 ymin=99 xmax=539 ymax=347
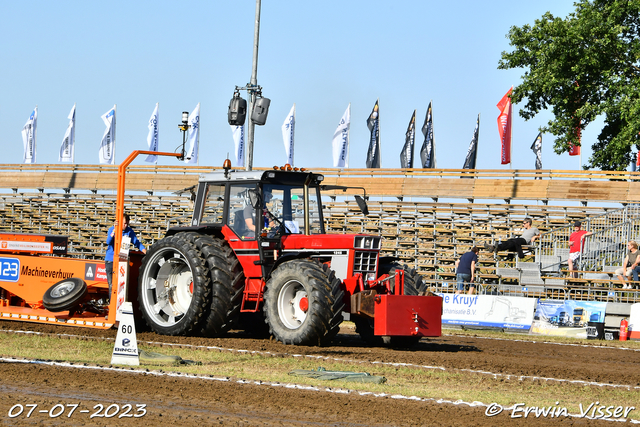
xmin=22 ymin=107 xmax=38 ymax=164
xmin=145 ymin=103 xmax=160 ymax=163
xmin=332 ymin=104 xmax=350 ymax=168
xmin=184 ymin=103 xmax=200 ymax=164
xmin=231 ymin=124 xmax=245 ymax=167
xmin=99 ymin=105 xmax=116 ymax=164
xmin=59 ymin=104 xmax=76 ymax=163
xmin=282 ymin=104 xmax=295 ymax=165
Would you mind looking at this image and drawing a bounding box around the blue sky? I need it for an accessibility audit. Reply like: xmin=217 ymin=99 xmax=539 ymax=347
xmin=0 ymin=1 xmax=593 ymax=170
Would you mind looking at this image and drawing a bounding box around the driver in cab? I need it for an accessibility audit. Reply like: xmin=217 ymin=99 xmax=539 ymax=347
xmin=243 ymin=191 xmax=275 ymax=238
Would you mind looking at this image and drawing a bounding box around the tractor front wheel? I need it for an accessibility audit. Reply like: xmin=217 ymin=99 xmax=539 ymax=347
xmin=263 ymin=260 xmax=344 ymax=346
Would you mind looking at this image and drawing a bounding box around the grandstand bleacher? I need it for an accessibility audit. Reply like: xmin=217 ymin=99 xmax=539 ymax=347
xmin=1 ymin=165 xmax=639 ymax=303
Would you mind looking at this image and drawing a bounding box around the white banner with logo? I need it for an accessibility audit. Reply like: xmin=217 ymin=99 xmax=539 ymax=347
xmin=22 ymin=106 xmax=38 ymax=164
xmin=145 ymin=103 xmax=159 ymax=163
xmin=59 ymin=104 xmax=75 ymax=163
xmin=332 ymin=104 xmax=350 ymax=168
xmin=99 ymin=105 xmax=116 ymax=164
xmin=282 ymin=104 xmax=295 ymax=165
xmin=231 ymin=124 xmax=244 ymax=167
xmin=184 ymin=103 xmax=200 ymax=164
xmin=438 ymin=294 xmax=536 ymax=330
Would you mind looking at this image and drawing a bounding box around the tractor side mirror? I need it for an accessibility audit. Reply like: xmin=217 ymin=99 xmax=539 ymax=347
xmin=354 ymin=195 xmax=369 ymax=215
xmin=248 ymin=189 xmax=261 ymax=209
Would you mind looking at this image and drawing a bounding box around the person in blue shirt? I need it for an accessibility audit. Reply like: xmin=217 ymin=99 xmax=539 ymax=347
xmin=105 ymin=213 xmax=146 ymax=302
xmin=455 ymin=246 xmax=479 ymax=295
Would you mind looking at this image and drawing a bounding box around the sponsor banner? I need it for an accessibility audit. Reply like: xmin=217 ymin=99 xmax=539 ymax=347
xmin=437 ymin=294 xmax=536 ymax=330
xmin=0 ymin=234 xmax=68 ymax=255
xmin=84 ymin=263 xmax=107 ymax=283
xmin=530 ymin=299 xmax=607 ymax=337
xmin=0 ymin=241 xmax=51 ymax=253
xmin=20 ymin=265 xmax=74 ymax=280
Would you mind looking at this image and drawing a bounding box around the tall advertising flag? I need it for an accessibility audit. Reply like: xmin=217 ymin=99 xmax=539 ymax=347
xmin=22 ymin=106 xmax=38 ymax=164
xmin=184 ymin=103 xmax=200 ymax=164
xmin=530 ymin=132 xmax=542 ymax=169
xmin=420 ymin=101 xmax=435 ymax=168
xmin=332 ymin=104 xmax=350 ymax=168
xmin=366 ymin=99 xmax=381 ymax=168
xmin=231 ymin=124 xmax=245 ymax=167
xmin=463 ymin=115 xmax=480 ymax=169
xmin=145 ymin=103 xmax=160 ymax=163
xmin=497 ymin=87 xmax=512 ymax=165
xmin=400 ymin=110 xmax=416 ymax=168
xmin=282 ymin=104 xmax=295 ymax=165
xmin=99 ymin=105 xmax=116 ymax=164
xmin=59 ymin=104 xmax=76 ymax=163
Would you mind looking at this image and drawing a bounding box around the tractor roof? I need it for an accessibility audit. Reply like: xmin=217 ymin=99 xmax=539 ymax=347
xmin=199 ymin=168 xmax=324 ymax=186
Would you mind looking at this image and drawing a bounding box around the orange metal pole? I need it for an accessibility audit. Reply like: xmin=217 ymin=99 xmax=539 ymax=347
xmin=109 ymin=150 xmax=183 ymax=315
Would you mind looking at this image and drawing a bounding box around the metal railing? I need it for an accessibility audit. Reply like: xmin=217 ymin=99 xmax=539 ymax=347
xmin=535 ymin=204 xmax=640 ymax=272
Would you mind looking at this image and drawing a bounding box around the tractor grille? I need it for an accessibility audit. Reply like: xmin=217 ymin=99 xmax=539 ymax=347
xmin=353 ymin=251 xmax=378 ymax=275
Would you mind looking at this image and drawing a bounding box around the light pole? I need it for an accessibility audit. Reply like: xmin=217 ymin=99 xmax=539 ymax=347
xmin=228 ymin=0 xmax=270 ymax=171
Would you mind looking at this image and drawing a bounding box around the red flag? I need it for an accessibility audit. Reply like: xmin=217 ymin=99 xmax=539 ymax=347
xmin=636 ymin=150 xmax=640 ymax=167
xmin=497 ymin=87 xmax=512 ymax=165
xmin=569 ymin=124 xmax=581 ymax=156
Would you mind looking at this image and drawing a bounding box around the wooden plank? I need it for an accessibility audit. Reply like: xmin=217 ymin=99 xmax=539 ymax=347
xmin=628 ymin=182 xmax=640 ymax=202
xmin=0 ymin=172 xmax=46 ymax=189
xmin=435 ymin=178 xmax=475 ymax=198
xmin=473 ymin=180 xmax=516 ymax=200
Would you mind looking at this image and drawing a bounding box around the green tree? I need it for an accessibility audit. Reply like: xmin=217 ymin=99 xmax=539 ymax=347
xmin=498 ymin=0 xmax=640 ymax=170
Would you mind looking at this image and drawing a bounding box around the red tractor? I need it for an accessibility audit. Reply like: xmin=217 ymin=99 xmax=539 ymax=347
xmin=137 ymin=162 xmax=442 ymax=346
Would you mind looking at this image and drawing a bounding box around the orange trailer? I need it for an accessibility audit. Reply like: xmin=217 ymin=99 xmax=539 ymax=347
xmin=0 ymin=150 xmax=180 ymax=329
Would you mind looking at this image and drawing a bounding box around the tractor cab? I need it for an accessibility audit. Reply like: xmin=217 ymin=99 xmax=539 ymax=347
xmin=187 ymin=166 xmax=332 ymax=280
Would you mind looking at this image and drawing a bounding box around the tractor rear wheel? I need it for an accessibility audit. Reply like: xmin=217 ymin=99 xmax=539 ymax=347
xmin=43 ymin=278 xmax=88 ymax=312
xmin=355 ymin=262 xmax=427 ymax=347
xmin=263 ymin=259 xmax=344 ymax=346
xmin=191 ymin=234 xmax=245 ymax=337
xmin=138 ymin=233 xmax=211 ymax=336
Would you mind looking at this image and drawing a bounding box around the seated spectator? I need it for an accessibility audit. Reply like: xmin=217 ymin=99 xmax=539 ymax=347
xmin=484 ymin=218 xmax=540 ymax=259
xmin=616 ymin=241 xmax=640 ymax=289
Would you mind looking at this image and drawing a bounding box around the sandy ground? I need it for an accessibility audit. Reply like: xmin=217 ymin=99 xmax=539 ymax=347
xmin=0 ymin=321 xmax=634 ymax=426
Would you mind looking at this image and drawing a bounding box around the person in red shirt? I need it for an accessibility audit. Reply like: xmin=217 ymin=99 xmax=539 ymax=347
xmin=568 ymin=221 xmax=592 ymax=278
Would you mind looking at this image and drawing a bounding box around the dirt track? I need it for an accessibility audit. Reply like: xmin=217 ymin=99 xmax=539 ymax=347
xmin=0 ymin=321 xmax=636 ymax=426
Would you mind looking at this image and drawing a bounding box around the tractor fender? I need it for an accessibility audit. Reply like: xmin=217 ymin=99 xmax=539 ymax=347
xmin=378 ymin=255 xmax=400 ymax=268
xmin=164 ymin=225 xmax=224 ymax=239
xmin=268 ymin=251 xmax=324 ymax=278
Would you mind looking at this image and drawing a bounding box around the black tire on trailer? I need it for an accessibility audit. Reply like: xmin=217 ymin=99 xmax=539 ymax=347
xmin=354 ymin=262 xmax=427 ymax=348
xmin=263 ymin=259 xmax=344 ymax=346
xmin=137 ymin=233 xmax=211 ymax=336
xmin=42 ymin=278 xmax=88 ymax=312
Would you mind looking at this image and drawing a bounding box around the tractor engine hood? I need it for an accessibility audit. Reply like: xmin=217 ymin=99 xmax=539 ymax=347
xmin=279 ymin=234 xmax=381 ymax=251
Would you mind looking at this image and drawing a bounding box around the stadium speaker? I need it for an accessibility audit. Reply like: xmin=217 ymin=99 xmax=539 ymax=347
xmin=228 ymin=95 xmax=247 ymax=126
xmin=251 ymin=97 xmax=271 ymax=126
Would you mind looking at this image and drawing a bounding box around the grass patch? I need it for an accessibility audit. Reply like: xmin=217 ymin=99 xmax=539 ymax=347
xmin=445 ymin=326 xmax=640 ymax=349
xmin=1 ymin=329 xmax=638 ymax=416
